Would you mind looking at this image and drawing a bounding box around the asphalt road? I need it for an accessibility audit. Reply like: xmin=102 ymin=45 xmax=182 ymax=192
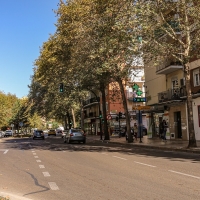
xmin=0 ymin=136 xmax=200 ymax=200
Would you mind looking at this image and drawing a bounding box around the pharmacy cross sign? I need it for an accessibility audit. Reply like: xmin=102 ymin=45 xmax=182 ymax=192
xmin=132 ymin=83 xmax=139 ymax=91
xmin=136 ymin=89 xmax=143 ymax=96
xmin=132 ymin=83 xmax=143 ymax=97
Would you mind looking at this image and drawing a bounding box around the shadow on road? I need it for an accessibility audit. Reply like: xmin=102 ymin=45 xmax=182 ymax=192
xmin=1 ymin=137 xmax=200 ymax=163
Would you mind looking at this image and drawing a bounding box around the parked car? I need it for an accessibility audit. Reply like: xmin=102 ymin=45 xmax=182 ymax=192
xmin=60 ymin=130 xmax=68 ymax=138
xmin=48 ymin=129 xmax=56 ymax=136
xmin=4 ymin=130 xmax=13 ymax=137
xmin=142 ymin=125 xmax=147 ymax=135
xmin=64 ymin=129 xmax=86 ymax=144
xmin=33 ymin=130 xmax=44 ymax=140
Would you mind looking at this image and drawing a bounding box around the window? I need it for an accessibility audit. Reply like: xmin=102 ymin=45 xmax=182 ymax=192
xmin=193 ymin=69 xmax=200 ymax=87
xmin=198 ymin=106 xmax=200 ymax=127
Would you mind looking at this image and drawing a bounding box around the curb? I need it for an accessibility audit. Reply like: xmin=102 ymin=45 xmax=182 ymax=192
xmin=90 ymin=137 xmax=200 ymax=154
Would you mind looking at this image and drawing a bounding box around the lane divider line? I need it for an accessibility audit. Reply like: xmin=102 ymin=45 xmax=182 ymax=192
xmin=36 ymin=160 xmax=41 ymax=162
xmin=43 ymin=172 xmax=50 ymax=177
xmin=39 ymin=165 xmax=45 ymax=169
xmin=168 ymin=170 xmax=200 ymax=180
xmin=113 ymin=156 xmax=127 ymax=160
xmin=134 ymin=161 xmax=156 ymax=168
xmin=48 ymin=182 xmax=59 ymax=190
xmin=34 ymin=156 xmax=39 ymax=158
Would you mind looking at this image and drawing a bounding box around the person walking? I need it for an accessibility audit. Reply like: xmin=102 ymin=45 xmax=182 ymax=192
xmin=133 ymin=123 xmax=138 ymax=141
xmin=162 ymin=119 xmax=168 ymax=141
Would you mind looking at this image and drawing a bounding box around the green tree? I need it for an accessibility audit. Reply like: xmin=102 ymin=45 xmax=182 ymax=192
xmin=136 ymin=0 xmax=200 ymax=147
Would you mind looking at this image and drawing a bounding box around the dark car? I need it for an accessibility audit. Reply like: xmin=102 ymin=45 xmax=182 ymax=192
xmin=142 ymin=125 xmax=147 ymax=135
xmin=33 ymin=130 xmax=44 ymax=140
xmin=64 ymin=129 xmax=86 ymax=144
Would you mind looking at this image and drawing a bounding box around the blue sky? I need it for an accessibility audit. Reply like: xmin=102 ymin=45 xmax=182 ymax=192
xmin=0 ymin=0 xmax=59 ymax=98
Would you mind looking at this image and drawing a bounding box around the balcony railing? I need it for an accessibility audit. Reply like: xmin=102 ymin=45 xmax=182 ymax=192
xmin=83 ymin=97 xmax=100 ymax=106
xmin=84 ymin=111 xmax=97 ymax=119
xmin=156 ymin=61 xmax=183 ymax=74
xmin=158 ymin=87 xmax=186 ymax=103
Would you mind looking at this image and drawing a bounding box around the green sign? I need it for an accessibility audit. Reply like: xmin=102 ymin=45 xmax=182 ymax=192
xmin=133 ymin=83 xmax=139 ymax=91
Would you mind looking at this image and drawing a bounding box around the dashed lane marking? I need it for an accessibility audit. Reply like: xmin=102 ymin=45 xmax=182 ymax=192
xmin=134 ymin=161 xmax=156 ymax=168
xmin=0 ymin=149 xmax=9 ymax=154
xmin=48 ymin=182 xmax=59 ymax=190
xmin=169 ymin=170 xmax=200 ymax=180
xmin=43 ymin=172 xmax=50 ymax=177
xmin=113 ymin=156 xmax=127 ymax=160
xmin=36 ymin=160 xmax=41 ymax=162
xmin=39 ymin=165 xmax=45 ymax=169
xmin=34 ymin=156 xmax=39 ymax=158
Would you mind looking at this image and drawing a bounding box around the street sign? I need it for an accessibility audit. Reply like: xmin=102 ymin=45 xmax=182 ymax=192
xmin=10 ymin=124 xmax=14 ymax=127
xmin=132 ymin=106 xmax=151 ymax=110
xmin=133 ymin=97 xmax=146 ymax=102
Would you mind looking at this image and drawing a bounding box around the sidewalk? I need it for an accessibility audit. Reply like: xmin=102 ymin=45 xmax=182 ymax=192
xmin=88 ymin=135 xmax=200 ymax=154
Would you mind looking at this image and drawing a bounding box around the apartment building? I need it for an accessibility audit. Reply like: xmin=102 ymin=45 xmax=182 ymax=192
xmin=83 ymin=69 xmax=146 ymax=135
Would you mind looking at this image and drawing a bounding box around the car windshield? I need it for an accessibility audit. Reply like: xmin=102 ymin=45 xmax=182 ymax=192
xmin=71 ymin=129 xmax=82 ymax=133
xmin=35 ymin=131 xmax=43 ymax=134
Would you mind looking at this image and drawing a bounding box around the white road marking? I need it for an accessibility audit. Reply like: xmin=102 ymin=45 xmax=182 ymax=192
xmin=33 ymin=153 xmax=36 ymax=155
xmin=39 ymin=165 xmax=45 ymax=169
xmin=36 ymin=160 xmax=41 ymax=162
xmin=113 ymin=156 xmax=127 ymax=160
xmin=0 ymin=149 xmax=9 ymax=154
xmin=48 ymin=182 xmax=59 ymax=190
xmin=31 ymin=151 xmax=35 ymax=153
xmin=134 ymin=161 xmax=156 ymax=168
xmin=3 ymin=150 xmax=9 ymax=154
xmin=43 ymin=172 xmax=50 ymax=177
xmin=34 ymin=156 xmax=39 ymax=158
xmin=169 ymin=170 xmax=200 ymax=180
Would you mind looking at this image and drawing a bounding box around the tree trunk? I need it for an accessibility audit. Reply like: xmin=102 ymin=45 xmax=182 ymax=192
xmin=118 ymin=78 xmax=133 ymax=143
xmin=101 ymin=84 xmax=109 ymax=140
xmin=184 ymin=63 xmax=197 ymax=148
xmin=71 ymin=108 xmax=76 ymax=128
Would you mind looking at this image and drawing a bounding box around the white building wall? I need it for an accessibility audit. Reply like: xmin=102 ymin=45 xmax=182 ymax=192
xmin=192 ymin=98 xmax=200 ymax=141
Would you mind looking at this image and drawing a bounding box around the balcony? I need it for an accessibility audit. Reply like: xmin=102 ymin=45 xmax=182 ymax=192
xmin=83 ymin=97 xmax=100 ymax=107
xmin=84 ymin=111 xmax=97 ymax=119
xmin=158 ymin=87 xmax=187 ymax=103
xmin=156 ymin=61 xmax=183 ymax=75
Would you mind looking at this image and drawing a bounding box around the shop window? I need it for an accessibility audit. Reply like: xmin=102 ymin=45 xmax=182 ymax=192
xmin=198 ymin=105 xmax=200 ymax=127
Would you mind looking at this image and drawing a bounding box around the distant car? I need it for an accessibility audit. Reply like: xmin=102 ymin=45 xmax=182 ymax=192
xmin=48 ymin=129 xmax=56 ymax=136
xmin=4 ymin=130 xmax=13 ymax=137
xmin=142 ymin=125 xmax=147 ymax=135
xmin=64 ymin=129 xmax=86 ymax=144
xmin=33 ymin=130 xmax=44 ymax=140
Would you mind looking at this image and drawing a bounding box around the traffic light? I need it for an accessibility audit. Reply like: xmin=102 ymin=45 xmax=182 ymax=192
xmin=99 ymin=111 xmax=102 ymax=118
xmin=102 ymin=118 xmax=104 ymax=123
xmin=119 ymin=112 xmax=122 ymax=119
xmin=59 ymin=83 xmax=64 ymax=93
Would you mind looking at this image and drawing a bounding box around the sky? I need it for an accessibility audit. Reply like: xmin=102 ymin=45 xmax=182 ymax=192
xmin=0 ymin=0 xmax=59 ymax=98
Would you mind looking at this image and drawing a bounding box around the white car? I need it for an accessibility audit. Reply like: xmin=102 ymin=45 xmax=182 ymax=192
xmin=4 ymin=130 xmax=13 ymax=137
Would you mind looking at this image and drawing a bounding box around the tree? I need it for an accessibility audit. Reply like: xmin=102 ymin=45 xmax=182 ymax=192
xmin=136 ymin=0 xmax=200 ymax=147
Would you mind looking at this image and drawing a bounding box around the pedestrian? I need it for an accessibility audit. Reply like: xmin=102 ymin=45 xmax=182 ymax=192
xmin=133 ymin=123 xmax=138 ymax=140
xmin=159 ymin=121 xmax=163 ymax=139
xmin=162 ymin=119 xmax=168 ymax=141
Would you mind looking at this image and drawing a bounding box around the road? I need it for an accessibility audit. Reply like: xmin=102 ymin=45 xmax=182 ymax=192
xmin=0 ymin=136 xmax=200 ymax=200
